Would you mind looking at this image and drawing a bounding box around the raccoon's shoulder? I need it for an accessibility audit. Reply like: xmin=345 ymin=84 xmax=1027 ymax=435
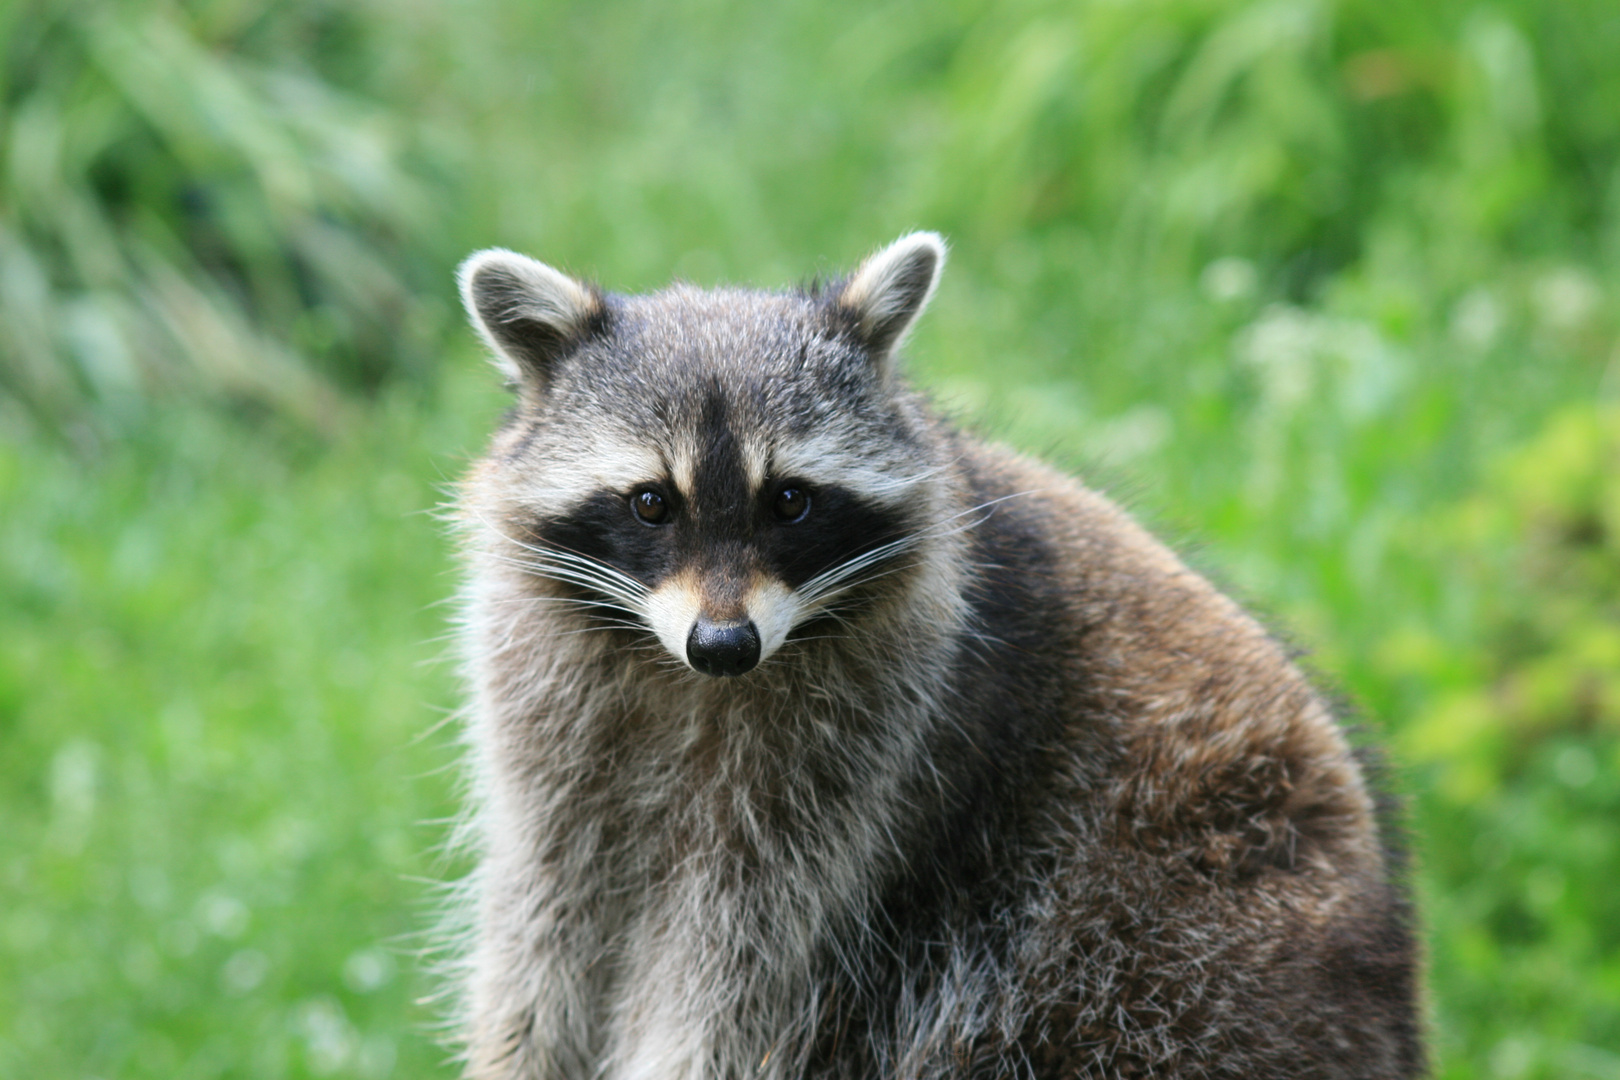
xmin=946 ymin=434 xmax=1385 ymax=885
xmin=943 ymin=434 xmax=1206 ymax=645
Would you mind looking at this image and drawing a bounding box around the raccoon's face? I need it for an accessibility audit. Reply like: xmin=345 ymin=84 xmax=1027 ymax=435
xmin=460 ymin=234 xmax=948 ymax=677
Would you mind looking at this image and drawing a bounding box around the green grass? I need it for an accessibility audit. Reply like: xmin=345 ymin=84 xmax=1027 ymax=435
xmin=0 ymin=376 xmax=503 ymax=1076
xmin=3 ymin=0 xmax=1619 ymax=1076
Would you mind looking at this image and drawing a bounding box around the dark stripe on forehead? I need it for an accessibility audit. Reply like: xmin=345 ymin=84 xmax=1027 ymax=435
xmin=688 ymin=387 xmax=752 ymax=532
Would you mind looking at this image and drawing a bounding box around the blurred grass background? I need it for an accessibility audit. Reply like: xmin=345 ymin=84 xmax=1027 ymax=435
xmin=2 ymin=0 xmax=1618 ymax=1076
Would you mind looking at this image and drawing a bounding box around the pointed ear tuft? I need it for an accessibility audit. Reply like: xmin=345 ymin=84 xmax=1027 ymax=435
xmin=458 ymin=249 xmax=604 ymax=389
xmin=835 ymin=232 xmax=946 ymax=363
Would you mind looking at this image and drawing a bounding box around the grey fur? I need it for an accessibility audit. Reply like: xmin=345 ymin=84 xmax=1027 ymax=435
xmin=443 ymin=234 xmax=1424 ymax=1079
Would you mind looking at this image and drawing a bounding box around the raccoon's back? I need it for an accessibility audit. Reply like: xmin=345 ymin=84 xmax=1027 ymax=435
xmin=948 ymin=437 xmax=1384 ymax=868
xmin=851 ymin=438 xmax=1423 ymax=1079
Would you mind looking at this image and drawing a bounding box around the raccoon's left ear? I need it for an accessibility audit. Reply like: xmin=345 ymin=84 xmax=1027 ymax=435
xmin=458 ymin=248 xmax=605 ymax=391
xmin=833 ymin=232 xmax=946 ymax=366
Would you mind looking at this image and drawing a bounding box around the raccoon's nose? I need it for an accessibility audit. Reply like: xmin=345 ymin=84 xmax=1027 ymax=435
xmin=686 ymin=618 xmax=761 ymax=677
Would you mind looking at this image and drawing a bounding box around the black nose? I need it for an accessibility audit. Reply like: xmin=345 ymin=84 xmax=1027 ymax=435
xmin=686 ymin=618 xmax=761 ymax=677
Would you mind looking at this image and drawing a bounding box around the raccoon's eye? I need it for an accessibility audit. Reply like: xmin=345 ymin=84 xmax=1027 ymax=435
xmin=773 ymin=485 xmax=810 ymax=524
xmin=631 ymin=489 xmax=670 ymax=525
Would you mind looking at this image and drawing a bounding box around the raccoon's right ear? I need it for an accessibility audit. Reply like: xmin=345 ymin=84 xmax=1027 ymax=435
xmin=831 ymin=232 xmax=946 ymax=368
xmin=458 ymin=249 xmax=606 ymax=390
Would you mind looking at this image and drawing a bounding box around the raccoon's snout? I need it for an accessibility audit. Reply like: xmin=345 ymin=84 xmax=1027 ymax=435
xmin=687 ymin=618 xmax=761 ymax=677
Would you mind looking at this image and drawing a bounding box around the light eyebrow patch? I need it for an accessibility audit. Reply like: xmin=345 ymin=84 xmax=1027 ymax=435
xmin=522 ymin=435 xmax=668 ymax=513
xmin=738 ymin=433 xmax=770 ymax=494
xmin=669 ymin=437 xmax=699 ymax=500
xmin=770 ymin=432 xmax=935 ymax=506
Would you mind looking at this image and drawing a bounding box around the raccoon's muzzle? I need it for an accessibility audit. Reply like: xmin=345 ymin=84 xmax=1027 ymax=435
xmin=686 ymin=617 xmax=761 ymax=677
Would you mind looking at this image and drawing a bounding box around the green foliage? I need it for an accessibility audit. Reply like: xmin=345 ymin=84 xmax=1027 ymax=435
xmin=0 ymin=0 xmax=448 ymax=437
xmin=0 ymin=376 xmax=499 ymax=1076
xmin=1400 ymin=405 xmax=1620 ymax=774
xmin=7 ymin=0 xmax=1618 ymax=437
xmin=1384 ymin=405 xmax=1620 ymax=1079
xmin=426 ymin=0 xmax=1620 ymax=364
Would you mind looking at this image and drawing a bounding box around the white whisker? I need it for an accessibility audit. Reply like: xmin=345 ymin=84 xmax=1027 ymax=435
xmin=475 ymin=517 xmax=653 ymax=617
xmin=791 ymin=492 xmax=1031 ymax=614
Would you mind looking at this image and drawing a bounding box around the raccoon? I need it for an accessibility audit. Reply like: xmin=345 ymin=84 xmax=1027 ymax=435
xmin=446 ymin=233 xmax=1423 ymax=1080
